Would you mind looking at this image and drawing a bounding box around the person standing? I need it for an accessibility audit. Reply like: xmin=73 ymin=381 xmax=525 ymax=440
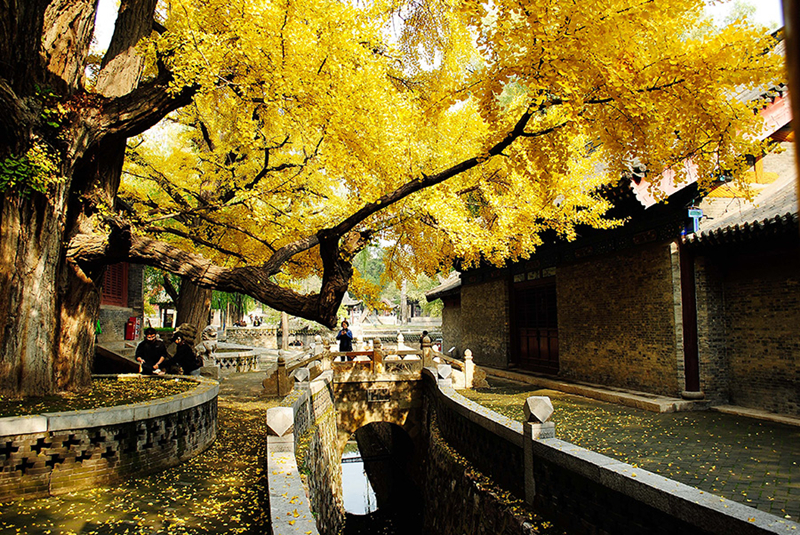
xmin=136 ymin=327 xmax=168 ymax=375
xmin=336 ymin=320 xmax=353 ymax=352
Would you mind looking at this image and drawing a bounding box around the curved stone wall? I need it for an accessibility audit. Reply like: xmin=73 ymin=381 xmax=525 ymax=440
xmin=0 ymin=375 xmax=218 ymax=502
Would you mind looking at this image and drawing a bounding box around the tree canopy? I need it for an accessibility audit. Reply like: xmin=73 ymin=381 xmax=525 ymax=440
xmin=116 ymin=0 xmax=782 ymax=308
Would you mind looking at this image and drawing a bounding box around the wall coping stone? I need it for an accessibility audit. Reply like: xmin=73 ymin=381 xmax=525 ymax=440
xmin=0 ymin=374 xmax=219 ymax=435
xmin=268 ymin=452 xmax=320 ymax=535
xmin=427 ymin=371 xmax=800 ymax=534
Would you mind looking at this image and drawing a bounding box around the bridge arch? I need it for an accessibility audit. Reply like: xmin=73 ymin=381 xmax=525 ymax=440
xmin=333 ymin=378 xmax=425 ymax=456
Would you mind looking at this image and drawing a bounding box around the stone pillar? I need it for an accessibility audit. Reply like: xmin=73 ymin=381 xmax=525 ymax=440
xmin=277 ymin=352 xmax=293 ymax=396
xmin=437 ymin=364 xmax=453 ymax=387
xmin=464 ymin=349 xmax=474 ymax=389
xmin=266 ymin=407 xmax=295 ymax=452
xmin=372 ymin=338 xmax=384 ymax=373
xmin=523 ymin=396 xmax=555 ymax=506
xmin=422 ymin=334 xmax=433 ymax=367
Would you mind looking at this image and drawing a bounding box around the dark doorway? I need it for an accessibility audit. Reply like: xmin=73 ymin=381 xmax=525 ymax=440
xmin=512 ymin=279 xmax=559 ymax=374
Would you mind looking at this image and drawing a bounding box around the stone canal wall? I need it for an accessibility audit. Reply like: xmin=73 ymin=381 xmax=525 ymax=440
xmin=267 ymin=371 xmax=343 ymax=535
xmin=0 ymin=375 xmax=218 ymax=502
xmin=423 ymin=370 xmax=798 ymax=534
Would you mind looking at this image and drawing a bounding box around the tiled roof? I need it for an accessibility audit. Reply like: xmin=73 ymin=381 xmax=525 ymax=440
xmin=684 ymin=144 xmax=798 ymax=246
xmin=425 ymin=272 xmax=461 ymax=300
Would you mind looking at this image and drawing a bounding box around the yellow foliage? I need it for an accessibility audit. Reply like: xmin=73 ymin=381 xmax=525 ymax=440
xmin=121 ymin=0 xmax=783 ymax=282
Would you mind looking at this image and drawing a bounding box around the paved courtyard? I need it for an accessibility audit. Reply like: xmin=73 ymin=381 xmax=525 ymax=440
xmin=460 ymin=378 xmax=800 ymax=522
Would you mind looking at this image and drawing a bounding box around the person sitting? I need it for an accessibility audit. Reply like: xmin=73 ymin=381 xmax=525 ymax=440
xmin=166 ymin=333 xmax=202 ymax=376
xmin=136 ymin=327 xmax=168 ymax=375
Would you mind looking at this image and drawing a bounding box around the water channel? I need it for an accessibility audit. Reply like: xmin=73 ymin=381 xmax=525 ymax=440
xmin=339 ymin=423 xmax=424 ymax=535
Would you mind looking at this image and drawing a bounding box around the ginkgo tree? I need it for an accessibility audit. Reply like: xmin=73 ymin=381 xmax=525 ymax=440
xmin=0 ymin=0 xmax=782 ymax=396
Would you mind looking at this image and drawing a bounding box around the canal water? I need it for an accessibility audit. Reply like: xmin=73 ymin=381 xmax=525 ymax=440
xmin=339 ymin=432 xmax=424 ymax=535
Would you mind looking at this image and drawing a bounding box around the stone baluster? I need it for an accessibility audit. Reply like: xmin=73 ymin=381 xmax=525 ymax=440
xmin=266 ymin=407 xmax=294 ymax=452
xmin=314 ymin=334 xmax=324 ymax=355
xmin=437 ymin=363 xmax=453 ymax=386
xmin=277 ymin=351 xmax=293 ymax=396
xmin=372 ymin=338 xmax=384 ymax=373
xmin=464 ymin=349 xmax=474 ymax=389
xmin=523 ymin=396 xmax=555 ymax=506
xmin=321 ymin=337 xmax=333 ymax=370
xmin=421 ymin=334 xmax=433 ymax=367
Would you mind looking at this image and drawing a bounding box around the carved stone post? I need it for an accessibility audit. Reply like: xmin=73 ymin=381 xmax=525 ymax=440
xmin=464 ymin=349 xmax=474 ymax=389
xmin=523 ymin=396 xmax=555 ymax=506
xmin=277 ymin=351 xmax=293 ymax=396
xmin=422 ymin=334 xmax=433 ymax=367
xmin=266 ymin=407 xmax=294 ymax=452
xmin=372 ymin=338 xmax=384 ymax=373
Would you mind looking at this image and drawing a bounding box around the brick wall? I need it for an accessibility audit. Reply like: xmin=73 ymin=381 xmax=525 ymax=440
xmin=0 ymin=399 xmax=216 ymax=501
xmin=440 ymin=297 xmax=462 ymax=359
xmin=718 ymin=248 xmax=800 ymax=416
xmin=694 ymin=255 xmax=730 ymax=404
xmin=460 ymin=277 xmax=510 ymax=369
xmin=558 ymin=242 xmax=682 ymax=396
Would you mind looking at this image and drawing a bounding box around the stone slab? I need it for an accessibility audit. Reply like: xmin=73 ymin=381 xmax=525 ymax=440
xmin=268 ymin=451 xmax=319 ymax=535
xmin=0 ymin=415 xmax=47 ymax=436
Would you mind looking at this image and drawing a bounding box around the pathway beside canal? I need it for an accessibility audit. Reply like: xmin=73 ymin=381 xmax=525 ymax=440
xmin=460 ymin=378 xmax=800 ymax=522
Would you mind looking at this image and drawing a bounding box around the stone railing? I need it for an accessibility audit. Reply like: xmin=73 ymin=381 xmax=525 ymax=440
xmin=0 ymin=375 xmax=219 ymax=502
xmin=214 ymin=349 xmax=259 ymax=375
xmin=262 ymin=333 xmax=482 ymax=396
xmin=425 ymin=372 xmax=799 ymax=535
xmin=223 ymin=327 xmax=277 ymax=348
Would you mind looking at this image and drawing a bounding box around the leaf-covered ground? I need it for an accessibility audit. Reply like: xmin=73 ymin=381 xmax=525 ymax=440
xmin=0 ymin=377 xmax=197 ymax=418
xmin=0 ymin=373 xmax=278 ymax=534
xmin=460 ymin=379 xmax=800 ymax=520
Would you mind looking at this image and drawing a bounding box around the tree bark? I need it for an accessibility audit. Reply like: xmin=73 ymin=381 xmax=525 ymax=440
xmin=174 ymin=279 xmax=212 ymax=346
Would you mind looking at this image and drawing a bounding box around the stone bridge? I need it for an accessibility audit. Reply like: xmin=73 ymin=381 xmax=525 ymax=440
xmin=265 ymin=341 xmax=798 ymax=535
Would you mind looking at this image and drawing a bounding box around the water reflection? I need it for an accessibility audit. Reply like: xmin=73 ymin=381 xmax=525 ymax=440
xmin=341 ymin=444 xmax=377 ymax=515
xmin=339 ymin=423 xmax=424 ymax=535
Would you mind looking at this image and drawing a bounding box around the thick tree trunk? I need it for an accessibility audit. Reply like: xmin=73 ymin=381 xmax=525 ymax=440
xmin=0 ymin=195 xmax=62 ymax=396
xmin=174 ymin=279 xmax=212 ymax=346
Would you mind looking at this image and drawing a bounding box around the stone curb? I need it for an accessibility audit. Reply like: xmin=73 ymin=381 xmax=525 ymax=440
xmin=0 ymin=375 xmax=219 ymax=435
xmin=482 ymin=366 xmax=710 ymax=413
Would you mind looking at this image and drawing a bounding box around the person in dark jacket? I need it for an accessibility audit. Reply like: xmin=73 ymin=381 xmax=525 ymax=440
xmin=168 ymin=334 xmax=202 ymax=376
xmin=136 ymin=327 xmax=168 ymax=375
xmin=336 ymin=320 xmax=353 ymax=352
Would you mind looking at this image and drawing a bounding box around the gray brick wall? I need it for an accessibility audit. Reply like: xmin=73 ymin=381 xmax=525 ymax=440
xmin=460 ymin=277 xmax=510 ymax=369
xmin=558 ymin=242 xmax=681 ymax=396
xmin=440 ymin=298 xmax=461 ymax=359
xmin=720 ymin=248 xmax=800 ymax=416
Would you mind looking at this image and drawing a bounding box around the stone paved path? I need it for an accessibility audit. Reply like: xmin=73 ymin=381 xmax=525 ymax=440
xmin=460 ymin=379 xmax=800 ymax=522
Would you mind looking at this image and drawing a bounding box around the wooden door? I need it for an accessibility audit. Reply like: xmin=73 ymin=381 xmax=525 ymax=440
xmin=514 ymin=283 xmax=559 ymax=374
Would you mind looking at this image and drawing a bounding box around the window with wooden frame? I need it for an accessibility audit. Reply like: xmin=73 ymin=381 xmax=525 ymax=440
xmin=101 ymin=263 xmax=129 ymax=307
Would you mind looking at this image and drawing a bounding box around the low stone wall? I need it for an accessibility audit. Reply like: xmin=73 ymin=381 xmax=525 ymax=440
xmin=224 ymin=327 xmax=277 ymax=348
xmin=425 ymin=372 xmax=799 ymax=534
xmin=0 ymin=375 xmax=218 ymax=502
xmin=214 ymin=350 xmax=258 ymax=375
xmin=267 ymin=372 xmax=343 ymax=535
